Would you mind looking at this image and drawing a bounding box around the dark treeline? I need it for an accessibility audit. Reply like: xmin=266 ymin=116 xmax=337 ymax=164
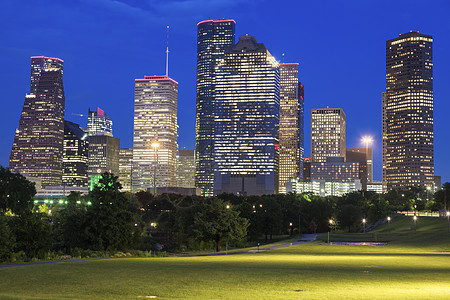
xmin=1 ymin=166 xmax=448 ymax=261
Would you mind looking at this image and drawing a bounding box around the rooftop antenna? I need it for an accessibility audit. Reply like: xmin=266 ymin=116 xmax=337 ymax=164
xmin=166 ymin=25 xmax=169 ymax=76
xmin=282 ymin=53 xmax=285 ymax=63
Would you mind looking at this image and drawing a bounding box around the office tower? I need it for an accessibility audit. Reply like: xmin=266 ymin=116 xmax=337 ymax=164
xmin=310 ymin=157 xmax=359 ymax=183
xmin=278 ymin=63 xmax=304 ymax=193
xmin=384 ymin=32 xmax=434 ymax=190
xmin=311 ymin=108 xmax=346 ymax=162
xmin=9 ymin=56 xmax=65 ymax=187
xmin=214 ymin=35 xmax=280 ymax=196
xmin=133 ymin=75 xmax=178 ymax=192
xmin=303 ymin=158 xmax=311 ymax=182
xmin=63 ymin=121 xmax=89 ymax=187
xmin=119 ymin=148 xmax=133 ymax=192
xmin=382 ymin=91 xmax=387 ymax=192
xmin=177 ymin=150 xmax=196 ymax=188
xmin=88 ymin=107 xmax=113 ymax=136
xmin=195 ymin=19 xmax=236 ymax=197
xmin=88 ymin=135 xmax=120 ymax=177
xmin=346 ymin=148 xmax=373 ymax=191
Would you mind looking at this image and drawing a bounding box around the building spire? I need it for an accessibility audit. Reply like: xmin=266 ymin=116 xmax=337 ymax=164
xmin=166 ymin=25 xmax=169 ymax=76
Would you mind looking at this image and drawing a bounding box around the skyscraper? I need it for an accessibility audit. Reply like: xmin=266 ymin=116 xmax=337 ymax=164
xmin=346 ymin=147 xmax=373 ymax=190
xmin=176 ymin=150 xmax=196 ymax=188
xmin=88 ymin=135 xmax=120 ymax=177
xmin=63 ymin=120 xmax=89 ymax=187
xmin=9 ymin=56 xmax=65 ymax=187
xmin=195 ymin=19 xmax=235 ymax=197
xmin=278 ymin=63 xmax=304 ymax=193
xmin=311 ymin=108 xmax=346 ymax=163
xmin=214 ymin=35 xmax=280 ymax=196
xmin=384 ymin=32 xmax=434 ymax=190
xmin=119 ymin=148 xmax=133 ymax=192
xmin=133 ymin=75 xmax=178 ymax=192
xmin=88 ymin=107 xmax=113 ymax=136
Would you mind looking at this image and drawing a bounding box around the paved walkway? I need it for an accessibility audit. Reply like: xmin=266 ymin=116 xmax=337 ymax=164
xmin=0 ymin=259 xmax=102 ymax=269
xmin=244 ymin=234 xmax=317 ymax=253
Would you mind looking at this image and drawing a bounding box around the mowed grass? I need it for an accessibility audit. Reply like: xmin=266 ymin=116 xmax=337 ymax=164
xmin=1 ymin=216 xmax=449 ymax=299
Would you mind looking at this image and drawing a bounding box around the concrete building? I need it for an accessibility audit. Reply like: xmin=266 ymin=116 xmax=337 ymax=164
xmin=346 ymin=148 xmax=373 ymax=191
xmin=286 ymin=178 xmax=361 ymax=197
xmin=133 ymin=75 xmax=178 ymax=192
xmin=177 ymin=150 xmax=195 ymax=188
xmin=311 ymin=108 xmax=346 ymax=163
xmin=278 ymin=63 xmax=304 ymax=193
xmin=119 ymin=148 xmax=133 ymax=192
xmin=310 ymin=157 xmax=359 ymax=183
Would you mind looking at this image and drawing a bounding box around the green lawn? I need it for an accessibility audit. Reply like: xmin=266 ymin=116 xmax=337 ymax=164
xmin=0 ymin=216 xmax=449 ymax=299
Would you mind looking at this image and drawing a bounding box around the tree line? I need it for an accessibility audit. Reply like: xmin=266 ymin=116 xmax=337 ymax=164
xmin=1 ymin=165 xmax=448 ymax=261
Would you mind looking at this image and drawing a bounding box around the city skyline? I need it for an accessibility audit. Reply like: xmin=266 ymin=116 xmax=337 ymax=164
xmin=2 ymin=1 xmax=450 ymax=183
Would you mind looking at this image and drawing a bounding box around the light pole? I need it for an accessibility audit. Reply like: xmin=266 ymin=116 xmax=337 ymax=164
xmin=447 ymin=211 xmax=449 ymax=232
xmin=413 ymin=215 xmax=417 ymax=232
xmin=387 ymin=216 xmax=391 ymax=232
xmin=289 ymin=222 xmax=293 ymax=236
xmin=328 ymin=219 xmax=333 ymax=244
xmin=361 ymin=136 xmax=373 ymax=187
xmin=151 ymin=142 xmax=159 ymax=196
xmin=362 ymin=218 xmax=366 ymax=233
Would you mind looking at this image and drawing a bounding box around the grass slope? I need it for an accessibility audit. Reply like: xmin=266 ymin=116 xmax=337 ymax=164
xmin=0 ymin=216 xmax=449 ymax=299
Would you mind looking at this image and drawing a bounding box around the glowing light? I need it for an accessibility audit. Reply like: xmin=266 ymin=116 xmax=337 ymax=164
xmin=151 ymin=142 xmax=160 ymax=149
xmin=362 ymin=218 xmax=366 ymax=223
xmin=361 ymin=136 xmax=374 ymax=146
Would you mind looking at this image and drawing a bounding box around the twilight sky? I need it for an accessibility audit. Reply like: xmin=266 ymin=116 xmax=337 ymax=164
xmin=1 ymin=0 xmax=450 ymax=183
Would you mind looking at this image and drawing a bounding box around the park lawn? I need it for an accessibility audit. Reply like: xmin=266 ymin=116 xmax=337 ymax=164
xmin=0 ymin=216 xmax=449 ymax=299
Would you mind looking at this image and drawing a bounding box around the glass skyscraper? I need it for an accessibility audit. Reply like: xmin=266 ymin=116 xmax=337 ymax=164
xmin=195 ymin=19 xmax=235 ymax=197
xmin=214 ymin=35 xmax=280 ymax=196
xmin=133 ymin=75 xmax=178 ymax=192
xmin=278 ymin=63 xmax=304 ymax=193
xmin=63 ymin=120 xmax=89 ymax=187
xmin=9 ymin=56 xmax=65 ymax=187
xmin=384 ymin=32 xmax=434 ymax=190
xmin=88 ymin=107 xmax=113 ymax=136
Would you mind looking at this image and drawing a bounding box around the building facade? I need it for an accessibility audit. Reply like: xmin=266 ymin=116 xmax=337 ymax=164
xmin=346 ymin=147 xmax=373 ymax=191
xmin=311 ymin=108 xmax=346 ymax=163
xmin=9 ymin=56 xmax=65 ymax=187
xmin=88 ymin=107 xmax=113 ymax=136
xmin=278 ymin=63 xmax=303 ymax=193
xmin=310 ymin=157 xmax=359 ymax=183
xmin=213 ymin=35 xmax=280 ymax=196
xmin=88 ymin=135 xmax=120 ymax=177
xmin=63 ymin=121 xmax=89 ymax=187
xmin=384 ymin=32 xmax=434 ymax=190
xmin=286 ymin=178 xmax=361 ymax=197
xmin=133 ymin=75 xmax=178 ymax=192
xmin=119 ymin=148 xmax=133 ymax=192
xmin=195 ymin=19 xmax=236 ymax=197
xmin=177 ymin=150 xmax=196 ymax=188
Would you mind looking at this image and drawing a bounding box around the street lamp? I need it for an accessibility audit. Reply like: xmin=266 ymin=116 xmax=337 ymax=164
xmin=387 ymin=216 xmax=391 ymax=232
xmin=447 ymin=211 xmax=450 ymax=232
xmin=289 ymin=222 xmax=293 ymax=236
xmin=362 ymin=218 xmax=366 ymax=233
xmin=413 ymin=215 xmax=417 ymax=232
xmin=151 ymin=142 xmax=159 ymax=196
xmin=328 ymin=219 xmax=333 ymax=244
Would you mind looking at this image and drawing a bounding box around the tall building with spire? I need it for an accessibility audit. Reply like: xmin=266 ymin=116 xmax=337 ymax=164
xmin=278 ymin=63 xmax=304 ymax=193
xmin=132 ymin=76 xmax=178 ymax=192
xmin=9 ymin=56 xmax=65 ymax=187
xmin=195 ymin=19 xmax=236 ymax=197
xmin=384 ymin=32 xmax=434 ymax=190
xmin=213 ymin=35 xmax=280 ymax=196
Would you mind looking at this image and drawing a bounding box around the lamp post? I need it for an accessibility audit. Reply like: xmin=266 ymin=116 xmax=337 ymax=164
xmin=362 ymin=218 xmax=366 ymax=233
xmin=328 ymin=219 xmax=333 ymax=244
xmin=361 ymin=136 xmax=373 ymax=187
xmin=413 ymin=215 xmax=417 ymax=232
xmin=447 ymin=211 xmax=449 ymax=232
xmin=289 ymin=222 xmax=293 ymax=236
xmin=387 ymin=216 xmax=391 ymax=232
xmin=151 ymin=142 xmax=159 ymax=196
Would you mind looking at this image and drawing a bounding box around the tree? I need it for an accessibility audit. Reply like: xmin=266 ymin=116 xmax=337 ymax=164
xmin=84 ymin=172 xmax=139 ymax=251
xmin=338 ymin=204 xmax=362 ymax=232
xmin=193 ymin=198 xmax=249 ymax=252
xmin=0 ymin=166 xmax=36 ymax=215
xmin=0 ymin=215 xmax=15 ymax=261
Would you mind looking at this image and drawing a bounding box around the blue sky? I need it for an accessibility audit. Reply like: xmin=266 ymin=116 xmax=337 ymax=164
xmin=1 ymin=0 xmax=450 ymax=182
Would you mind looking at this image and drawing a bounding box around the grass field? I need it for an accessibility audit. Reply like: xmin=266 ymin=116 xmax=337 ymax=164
xmin=0 ymin=215 xmax=449 ymax=299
